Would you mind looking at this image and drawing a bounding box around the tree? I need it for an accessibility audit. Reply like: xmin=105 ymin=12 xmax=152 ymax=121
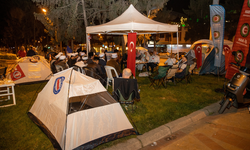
xmin=183 ymin=0 xmax=213 ymax=43
xmin=183 ymin=0 xmax=244 ymax=43
xmin=32 ymin=0 xmax=170 ymax=45
xmin=1 ymin=0 xmax=46 ymax=50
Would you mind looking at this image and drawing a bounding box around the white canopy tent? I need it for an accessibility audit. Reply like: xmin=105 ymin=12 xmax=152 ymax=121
xmin=86 ymin=4 xmax=179 ymax=54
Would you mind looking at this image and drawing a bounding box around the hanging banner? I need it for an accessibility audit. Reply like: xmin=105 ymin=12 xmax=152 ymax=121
xmin=210 ymin=5 xmax=225 ymax=67
xmin=223 ymin=45 xmax=231 ymax=70
xmin=195 ymin=44 xmax=202 ymax=69
xmin=11 ymin=65 xmax=25 ymax=81
xmin=225 ymin=0 xmax=250 ymax=79
xmin=127 ymin=33 xmax=137 ymax=77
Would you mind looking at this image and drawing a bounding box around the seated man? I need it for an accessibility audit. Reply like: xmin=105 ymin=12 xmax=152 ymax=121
xmin=122 ymin=68 xmax=132 ymax=79
xmin=106 ymin=53 xmax=122 ymax=77
xmin=175 ymin=55 xmax=188 ymax=78
xmin=55 ymin=55 xmax=69 ymax=72
xmin=164 ymin=53 xmax=176 ymax=67
xmin=113 ymin=68 xmax=140 ymax=102
xmin=147 ymin=51 xmax=160 ymax=74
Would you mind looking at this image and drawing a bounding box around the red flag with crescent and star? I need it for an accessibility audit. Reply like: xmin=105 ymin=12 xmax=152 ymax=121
xmin=195 ymin=44 xmax=202 ymax=69
xmin=127 ymin=33 xmax=137 ymax=77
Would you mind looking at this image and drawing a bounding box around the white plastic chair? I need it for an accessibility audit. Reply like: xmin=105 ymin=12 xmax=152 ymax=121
xmin=104 ymin=66 xmax=119 ymax=91
xmin=189 ymin=62 xmax=197 ymax=74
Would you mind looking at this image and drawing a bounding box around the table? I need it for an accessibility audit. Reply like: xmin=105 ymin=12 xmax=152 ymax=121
xmin=0 ymin=83 xmax=16 ymax=108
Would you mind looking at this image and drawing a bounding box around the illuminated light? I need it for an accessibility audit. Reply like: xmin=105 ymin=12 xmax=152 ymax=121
xmin=105 ymin=46 xmax=107 ymax=48
xmin=117 ymin=47 xmax=119 ymax=50
xmin=126 ymin=47 xmax=128 ymax=50
xmin=42 ymin=9 xmax=47 ymax=13
xmin=186 ymin=44 xmax=191 ymax=47
xmin=98 ymin=33 xmax=101 ymax=36
xmin=178 ymin=45 xmax=183 ymax=47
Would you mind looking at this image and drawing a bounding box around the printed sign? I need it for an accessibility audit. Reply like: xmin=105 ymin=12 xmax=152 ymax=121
xmin=10 ymin=65 xmax=25 ymax=81
xmin=53 ymin=76 xmax=65 ymax=95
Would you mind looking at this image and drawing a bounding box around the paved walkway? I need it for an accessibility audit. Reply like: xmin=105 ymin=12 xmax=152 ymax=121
xmin=140 ymin=107 xmax=250 ymax=150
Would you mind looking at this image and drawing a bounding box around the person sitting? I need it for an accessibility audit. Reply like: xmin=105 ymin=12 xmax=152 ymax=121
xmin=50 ymin=52 xmax=62 ymax=74
xmin=17 ymin=46 xmax=27 ymax=58
xmin=76 ymin=51 xmax=86 ymax=62
xmin=164 ymin=53 xmax=176 ymax=67
xmin=113 ymin=68 xmax=140 ymax=102
xmin=55 ymin=55 xmax=69 ymax=72
xmin=27 ymin=47 xmax=38 ymax=57
xmin=122 ymin=68 xmax=132 ymax=79
xmin=89 ymin=56 xmax=106 ymax=86
xmin=107 ymin=53 xmax=122 ymax=77
xmin=99 ymin=53 xmax=106 ymax=75
xmin=67 ymin=53 xmax=78 ymax=67
xmin=175 ymin=55 xmax=188 ymax=79
xmin=147 ymin=51 xmax=160 ymax=74
xmin=75 ymin=56 xmax=88 ymax=68
xmin=121 ymin=50 xmax=128 ymax=70
xmin=137 ymin=52 xmax=149 ymax=71
xmin=87 ymin=52 xmax=94 ymax=64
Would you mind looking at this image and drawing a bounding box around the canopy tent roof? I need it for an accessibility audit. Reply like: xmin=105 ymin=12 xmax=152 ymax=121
xmin=86 ymin=4 xmax=178 ymax=35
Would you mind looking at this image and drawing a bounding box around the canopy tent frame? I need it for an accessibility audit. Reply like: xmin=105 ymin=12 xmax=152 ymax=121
xmin=85 ymin=4 xmax=179 ymax=57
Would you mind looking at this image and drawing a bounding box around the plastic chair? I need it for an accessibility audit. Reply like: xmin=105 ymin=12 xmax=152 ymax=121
xmin=104 ymin=66 xmax=119 ymax=91
xmin=189 ymin=62 xmax=197 ymax=74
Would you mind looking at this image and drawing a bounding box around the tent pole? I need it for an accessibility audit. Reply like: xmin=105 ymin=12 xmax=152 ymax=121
xmin=177 ymin=31 xmax=179 ymax=59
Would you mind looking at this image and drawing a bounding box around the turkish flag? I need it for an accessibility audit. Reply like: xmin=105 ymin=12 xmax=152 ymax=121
xmin=223 ymin=45 xmax=231 ymax=70
xmin=127 ymin=33 xmax=137 ymax=77
xmin=11 ymin=65 xmax=25 ymax=81
xmin=195 ymin=44 xmax=202 ymax=69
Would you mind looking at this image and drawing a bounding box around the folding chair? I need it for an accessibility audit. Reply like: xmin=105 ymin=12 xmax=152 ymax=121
xmin=175 ymin=65 xmax=191 ymax=84
xmin=149 ymin=66 xmax=170 ymax=89
xmin=189 ymin=62 xmax=197 ymax=74
xmin=104 ymin=66 xmax=119 ymax=91
xmin=113 ymin=78 xmax=140 ymax=113
xmin=164 ymin=65 xmax=178 ymax=86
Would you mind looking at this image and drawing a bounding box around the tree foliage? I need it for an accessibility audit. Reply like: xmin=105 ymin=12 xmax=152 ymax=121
xmin=32 ymin=0 xmax=169 ymax=44
xmin=1 ymin=0 xmax=46 ymax=48
xmin=183 ymin=0 xmax=244 ymax=43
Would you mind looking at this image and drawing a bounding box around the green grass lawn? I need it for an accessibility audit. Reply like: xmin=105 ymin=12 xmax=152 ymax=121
xmin=0 ymin=74 xmax=225 ymax=149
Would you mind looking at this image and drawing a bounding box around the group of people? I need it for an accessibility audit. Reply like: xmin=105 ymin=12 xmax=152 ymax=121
xmin=49 ymin=49 xmax=125 ymax=86
xmin=17 ymin=46 xmax=47 ymax=58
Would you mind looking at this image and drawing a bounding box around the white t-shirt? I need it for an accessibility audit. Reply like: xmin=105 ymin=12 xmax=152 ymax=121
xmin=164 ymin=58 xmax=176 ymax=65
xmin=148 ymin=55 xmax=160 ymax=63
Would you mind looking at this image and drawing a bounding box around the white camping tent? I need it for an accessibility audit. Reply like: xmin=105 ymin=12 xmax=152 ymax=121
xmin=9 ymin=56 xmax=52 ymax=84
xmin=28 ymin=68 xmax=136 ymax=150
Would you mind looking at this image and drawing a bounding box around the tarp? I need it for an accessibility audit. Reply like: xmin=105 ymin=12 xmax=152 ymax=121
xmin=86 ymin=4 xmax=178 ymax=35
xmin=28 ymin=68 xmax=136 ymax=150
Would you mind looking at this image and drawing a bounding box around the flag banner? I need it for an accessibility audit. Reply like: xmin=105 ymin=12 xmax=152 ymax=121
xmin=225 ymin=0 xmax=250 ymax=79
xmin=210 ymin=5 xmax=225 ymax=67
xmin=127 ymin=33 xmax=137 ymax=77
xmin=11 ymin=65 xmax=25 ymax=81
xmin=223 ymin=45 xmax=231 ymax=70
xmin=67 ymin=46 xmax=72 ymax=53
xmin=195 ymin=44 xmax=202 ymax=69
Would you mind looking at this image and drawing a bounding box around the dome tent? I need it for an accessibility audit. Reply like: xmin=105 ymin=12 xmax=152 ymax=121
xmin=28 ymin=68 xmax=136 ymax=150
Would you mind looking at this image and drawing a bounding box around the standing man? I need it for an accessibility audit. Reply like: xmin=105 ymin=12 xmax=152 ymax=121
xmin=147 ymin=51 xmax=160 ymax=74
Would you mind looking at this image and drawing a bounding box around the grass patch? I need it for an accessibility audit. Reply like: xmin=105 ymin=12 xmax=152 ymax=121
xmin=0 ymin=74 xmax=224 ymax=149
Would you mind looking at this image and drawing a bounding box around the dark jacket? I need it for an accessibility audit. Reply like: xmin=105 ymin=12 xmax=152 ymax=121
xmin=106 ymin=58 xmax=121 ymax=77
xmin=99 ymin=58 xmax=106 ymax=74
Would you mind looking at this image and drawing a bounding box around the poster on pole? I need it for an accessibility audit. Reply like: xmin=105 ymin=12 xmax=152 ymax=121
xmin=127 ymin=33 xmax=137 ymax=77
xmin=210 ymin=5 xmax=225 ymax=67
xmin=225 ymin=0 xmax=250 ymax=79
